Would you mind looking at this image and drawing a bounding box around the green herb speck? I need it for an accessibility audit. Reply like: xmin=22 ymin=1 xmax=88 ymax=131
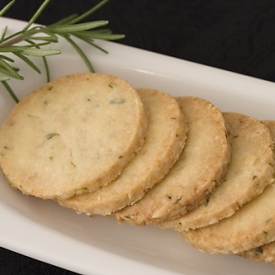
xmin=175 ymin=198 xmax=181 ymax=204
xmin=110 ymin=98 xmax=125 ymax=104
xmin=46 ymin=133 xmax=59 ymax=139
xmin=255 ymin=246 xmax=263 ymax=255
xmin=109 ymin=83 xmax=116 ymax=88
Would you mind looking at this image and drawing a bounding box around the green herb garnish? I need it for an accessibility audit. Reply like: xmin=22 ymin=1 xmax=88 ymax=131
xmin=0 ymin=0 xmax=124 ymax=102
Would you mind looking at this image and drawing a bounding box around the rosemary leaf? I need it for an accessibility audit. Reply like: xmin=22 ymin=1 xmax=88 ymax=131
xmin=0 ymin=45 xmax=24 ymax=53
xmin=13 ymin=52 xmax=41 ymax=74
xmin=96 ymin=33 xmax=125 ymax=40
xmin=25 ymin=39 xmax=50 ymax=81
xmin=63 ymin=35 xmax=94 ymax=72
xmin=20 ymin=47 xmax=61 ymax=57
xmin=49 ymin=21 xmax=109 ymax=33
xmin=70 ymin=27 xmax=125 ymax=40
xmin=72 ymin=34 xmax=108 ymax=54
xmin=37 ymin=29 xmax=59 ymax=42
xmin=42 ymin=55 xmax=50 ymax=82
xmin=29 ymin=35 xmax=58 ymax=43
xmin=23 ymin=0 xmax=51 ymax=31
xmin=1 ymin=26 xmax=8 ymax=41
xmin=70 ymin=0 xmax=109 ymax=24
xmin=0 ymin=54 xmax=14 ymax=62
xmin=0 ymin=73 xmax=10 ymax=81
xmin=0 ymin=67 xmax=22 ymax=80
xmin=48 ymin=14 xmax=79 ymax=28
xmin=1 ymin=80 xmax=19 ymax=103
xmin=0 ymin=0 xmax=15 ymax=17
xmin=0 ymin=58 xmax=22 ymax=79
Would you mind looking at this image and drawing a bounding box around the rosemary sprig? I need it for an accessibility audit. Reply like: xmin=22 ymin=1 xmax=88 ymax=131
xmin=0 ymin=0 xmax=125 ymax=103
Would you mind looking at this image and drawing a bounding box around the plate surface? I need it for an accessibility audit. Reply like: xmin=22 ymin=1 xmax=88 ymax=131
xmin=1 ymin=17 xmax=275 ymax=275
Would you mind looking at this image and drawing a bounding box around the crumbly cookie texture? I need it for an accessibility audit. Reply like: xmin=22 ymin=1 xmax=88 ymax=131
xmin=182 ymin=119 xmax=275 ymax=254
xmin=162 ymin=113 xmax=275 ymax=231
xmin=239 ymin=120 xmax=275 ymax=264
xmin=58 ymin=88 xmax=187 ymax=215
xmin=182 ymin=183 xmax=275 ymax=254
xmin=0 ymin=73 xmax=147 ymax=200
xmin=114 ymin=96 xmax=231 ymax=225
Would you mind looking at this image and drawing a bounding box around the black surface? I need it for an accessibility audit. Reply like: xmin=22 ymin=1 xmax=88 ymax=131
xmin=1 ymin=0 xmax=275 ymax=274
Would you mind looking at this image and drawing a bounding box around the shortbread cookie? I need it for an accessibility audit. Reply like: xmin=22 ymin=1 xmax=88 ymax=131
xmin=182 ymin=123 xmax=275 ymax=255
xmin=58 ymin=88 xmax=187 ymax=215
xmin=0 ymin=73 xmax=147 ymax=200
xmin=182 ymin=184 xmax=275 ymax=254
xmin=114 ymin=96 xmax=231 ymax=225
xmin=239 ymin=120 xmax=275 ymax=264
xmin=162 ymin=113 xmax=275 ymax=231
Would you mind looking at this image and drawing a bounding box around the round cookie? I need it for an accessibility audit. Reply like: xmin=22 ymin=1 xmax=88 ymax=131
xmin=182 ymin=183 xmax=275 ymax=254
xmin=0 ymin=73 xmax=147 ymax=200
xmin=162 ymin=113 xmax=275 ymax=231
xmin=58 ymin=88 xmax=187 ymax=215
xmin=182 ymin=118 xmax=275 ymax=254
xmin=114 ymin=96 xmax=231 ymax=225
xmin=239 ymin=120 xmax=275 ymax=264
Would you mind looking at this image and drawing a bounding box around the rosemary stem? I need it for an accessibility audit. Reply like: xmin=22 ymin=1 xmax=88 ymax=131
xmin=0 ymin=28 xmax=41 ymax=47
xmin=0 ymin=33 xmax=25 ymax=47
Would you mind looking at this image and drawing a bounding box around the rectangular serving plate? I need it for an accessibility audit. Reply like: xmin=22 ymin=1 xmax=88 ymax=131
xmin=1 ymin=17 xmax=275 ymax=275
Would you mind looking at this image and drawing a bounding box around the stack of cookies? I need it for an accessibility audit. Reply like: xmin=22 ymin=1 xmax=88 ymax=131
xmin=0 ymin=73 xmax=275 ymax=266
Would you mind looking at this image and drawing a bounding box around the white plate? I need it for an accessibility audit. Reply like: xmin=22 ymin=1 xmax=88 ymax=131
xmin=1 ymin=17 xmax=275 ymax=275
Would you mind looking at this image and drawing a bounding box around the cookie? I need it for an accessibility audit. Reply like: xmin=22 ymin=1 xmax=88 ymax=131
xmin=162 ymin=113 xmax=275 ymax=231
xmin=239 ymin=120 xmax=275 ymax=264
xmin=182 ymin=184 xmax=275 ymax=254
xmin=0 ymin=73 xmax=147 ymax=200
xmin=114 ymin=96 xmax=231 ymax=225
xmin=58 ymin=88 xmax=187 ymax=215
xmin=182 ymin=118 xmax=275 ymax=254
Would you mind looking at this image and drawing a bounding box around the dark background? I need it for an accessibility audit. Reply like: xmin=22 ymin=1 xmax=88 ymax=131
xmin=1 ymin=0 xmax=275 ymax=274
